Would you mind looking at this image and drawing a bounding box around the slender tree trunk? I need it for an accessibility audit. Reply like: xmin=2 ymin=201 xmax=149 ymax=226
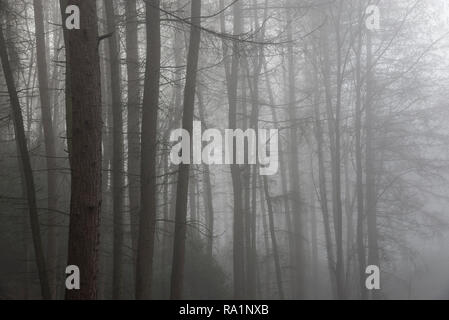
xmin=170 ymin=0 xmax=201 ymax=300
xmin=0 ymin=23 xmax=51 ymax=300
xmin=258 ymin=178 xmax=270 ymax=299
xmin=265 ymin=59 xmax=295 ymax=298
xmin=59 ymin=0 xmax=72 ymax=160
xmin=220 ymin=0 xmax=245 ymax=299
xmin=334 ymin=5 xmax=345 ymax=299
xmin=125 ymin=0 xmax=140 ymax=263
xmin=344 ymin=140 xmax=355 ymax=293
xmin=311 ymin=47 xmax=337 ymax=298
xmin=242 ymin=47 xmax=262 ymax=299
xmin=286 ymin=7 xmax=306 ymax=299
xmin=197 ymin=89 xmax=215 ymax=258
xmin=262 ymin=176 xmax=285 ymax=299
xmin=355 ymin=6 xmax=367 ymax=299
xmin=310 ymin=173 xmax=319 ymax=299
xmin=33 ymin=0 xmax=58 ymax=296
xmin=365 ymin=30 xmax=380 ymax=299
xmin=104 ymin=0 xmax=124 ymax=300
xmin=64 ymin=0 xmax=102 ymax=300
xmin=136 ymin=0 xmax=160 ymax=300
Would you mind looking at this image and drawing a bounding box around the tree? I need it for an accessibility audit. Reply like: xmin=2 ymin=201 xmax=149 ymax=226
xmin=136 ymin=0 xmax=160 ymax=300
xmin=365 ymin=29 xmax=380 ymax=300
xmin=64 ymin=0 xmax=102 ymax=300
xmin=0 ymin=19 xmax=51 ymax=301
xmin=104 ymin=0 xmax=124 ymax=300
xmin=285 ymin=5 xmax=306 ymax=299
xmin=170 ymin=0 xmax=202 ymax=300
xmin=32 ymin=0 xmax=58 ymax=296
xmin=125 ymin=0 xmax=140 ymax=265
xmin=220 ymin=0 xmax=245 ymax=299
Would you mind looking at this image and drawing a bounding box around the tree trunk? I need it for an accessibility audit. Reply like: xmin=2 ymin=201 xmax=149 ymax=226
xmin=59 ymin=0 xmax=72 ymax=160
xmin=136 ymin=0 xmax=160 ymax=300
xmin=365 ymin=30 xmax=380 ymax=300
xmin=33 ymin=0 xmax=58 ymax=296
xmin=333 ymin=4 xmax=345 ymax=299
xmin=311 ymin=46 xmax=337 ymax=297
xmin=104 ymin=0 xmax=125 ymax=300
xmin=220 ymin=0 xmax=245 ymax=299
xmin=286 ymin=7 xmax=306 ymax=299
xmin=170 ymin=0 xmax=201 ymax=300
xmin=355 ymin=5 xmax=367 ymax=299
xmin=125 ymin=0 xmax=140 ymax=263
xmin=0 ymin=23 xmax=51 ymax=300
xmin=264 ymin=59 xmax=295 ymax=298
xmin=262 ymin=176 xmax=285 ymax=299
xmin=197 ymin=89 xmax=215 ymax=258
xmin=64 ymin=0 xmax=102 ymax=300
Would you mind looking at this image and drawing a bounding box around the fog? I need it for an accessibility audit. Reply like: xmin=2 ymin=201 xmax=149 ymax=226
xmin=1 ymin=0 xmax=449 ymax=300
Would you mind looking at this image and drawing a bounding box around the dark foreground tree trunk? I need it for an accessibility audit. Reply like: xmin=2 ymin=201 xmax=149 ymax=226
xmin=0 ymin=22 xmax=51 ymax=301
xmin=64 ymin=0 xmax=102 ymax=300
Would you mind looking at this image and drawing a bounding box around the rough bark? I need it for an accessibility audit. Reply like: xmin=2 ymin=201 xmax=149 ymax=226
xmin=64 ymin=0 xmax=102 ymax=300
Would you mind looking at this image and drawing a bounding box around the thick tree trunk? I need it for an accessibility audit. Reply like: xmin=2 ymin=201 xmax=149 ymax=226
xmin=0 ymin=23 xmax=51 ymax=300
xmin=64 ymin=0 xmax=102 ymax=300
xmin=170 ymin=0 xmax=201 ymax=300
xmin=136 ymin=0 xmax=160 ymax=300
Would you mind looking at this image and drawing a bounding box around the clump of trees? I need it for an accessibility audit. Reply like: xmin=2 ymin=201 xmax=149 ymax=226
xmin=1 ymin=0 xmax=449 ymax=300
